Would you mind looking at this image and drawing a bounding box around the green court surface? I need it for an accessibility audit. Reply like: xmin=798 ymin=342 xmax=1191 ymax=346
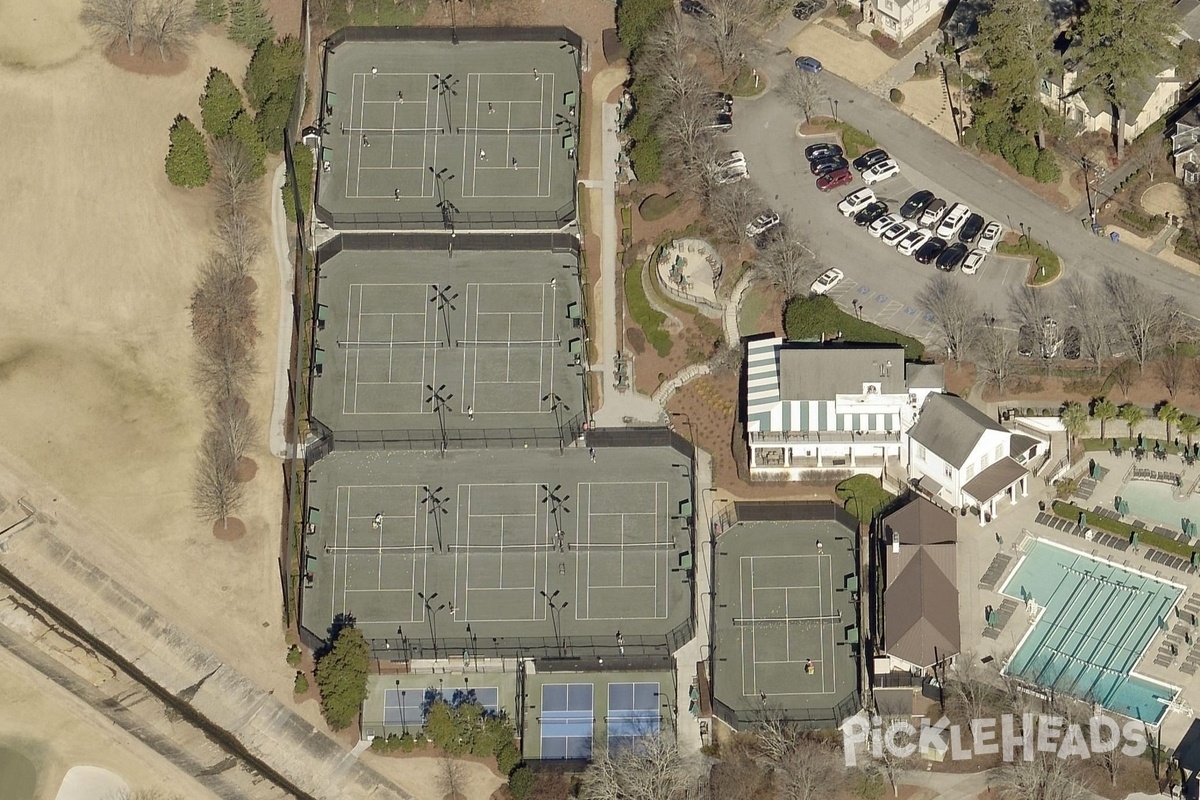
xmin=316 ymin=37 xmax=580 ymax=230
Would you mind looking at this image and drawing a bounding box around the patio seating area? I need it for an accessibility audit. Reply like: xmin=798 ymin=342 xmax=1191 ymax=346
xmin=656 ymin=238 xmax=722 ymax=309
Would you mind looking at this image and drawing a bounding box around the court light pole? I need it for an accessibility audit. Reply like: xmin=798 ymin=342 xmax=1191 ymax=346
xmin=422 ymin=485 xmax=448 ymax=552
xmin=443 ymin=0 xmax=460 ymax=45
xmin=466 ymin=624 xmax=479 ymax=671
xmin=431 ymin=73 xmax=459 ymax=133
xmin=429 ymin=284 xmax=458 ymax=347
xmin=396 ymin=681 xmax=408 ymax=734
xmin=419 ymin=591 xmax=445 ymax=659
xmin=540 ymin=589 xmax=568 ymax=656
xmin=425 ymin=384 xmax=453 ymax=455
xmin=540 ymin=484 xmax=571 ymax=544
xmin=542 ymin=392 xmax=569 ymax=452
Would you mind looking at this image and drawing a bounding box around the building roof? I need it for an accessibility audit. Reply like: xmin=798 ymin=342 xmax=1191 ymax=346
xmin=908 ymin=394 xmax=1006 ymax=469
xmin=883 ymin=497 xmax=957 ymax=546
xmin=943 ymin=0 xmax=1073 ymax=44
xmin=905 ymin=362 xmax=944 ymax=390
xmin=1010 ymin=433 xmax=1040 ymax=460
xmin=884 ymin=549 xmax=960 ymax=668
xmin=778 ymin=343 xmax=907 ymax=401
xmin=962 ymin=457 xmax=1028 ymax=503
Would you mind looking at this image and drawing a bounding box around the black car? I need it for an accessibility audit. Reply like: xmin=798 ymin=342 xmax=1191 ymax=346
xmin=936 ymin=243 xmax=969 ymax=271
xmin=958 ymin=213 xmax=986 ymax=244
xmin=707 ymin=113 xmax=733 ymax=132
xmin=852 ymin=148 xmax=889 ymax=172
xmin=804 ymin=142 xmax=843 ymax=161
xmin=681 ymin=0 xmax=714 ymax=16
xmin=710 ymin=92 xmax=734 ymax=115
xmin=1063 ymin=326 xmax=1081 ymax=360
xmin=914 ymin=237 xmax=948 ymax=264
xmin=792 ymin=0 xmax=825 ymax=18
xmin=1018 ymin=325 xmax=1035 ymax=357
xmin=810 ymin=156 xmax=849 ymax=176
xmin=853 ymin=201 xmax=889 ymax=227
xmin=899 ymin=190 xmax=934 ymax=220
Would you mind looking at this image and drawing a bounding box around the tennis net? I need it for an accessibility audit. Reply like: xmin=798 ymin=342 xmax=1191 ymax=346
xmin=341 ymin=125 xmax=447 ymax=136
xmin=458 ymin=126 xmax=560 ymax=136
xmin=569 ymin=540 xmax=676 ymax=552
xmin=732 ymin=613 xmax=842 ymax=626
xmin=337 ymin=340 xmax=445 ymax=348
xmin=323 ymin=545 xmax=434 ymax=554
xmin=445 ymin=543 xmax=559 ymax=553
xmin=456 ymin=338 xmax=561 ymax=348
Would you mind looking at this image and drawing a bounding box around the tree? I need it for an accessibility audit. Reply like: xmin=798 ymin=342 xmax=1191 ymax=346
xmin=1071 ymin=0 xmax=1175 ymax=160
xmin=438 ymin=754 xmax=467 ymax=799
xmin=634 ymin=16 xmax=707 ymax=121
xmin=756 ymin=236 xmax=819 ymax=299
xmin=1060 ymin=276 xmax=1110 ymax=374
xmin=1179 ymin=414 xmax=1200 ymax=449
xmin=224 ymin=111 xmax=267 ymax=178
xmin=1157 ymin=345 xmax=1188 ymax=398
xmin=754 ymin=716 xmax=844 ymax=800
xmin=995 ymin=751 xmax=1087 ymax=800
xmin=254 ymin=90 xmax=293 ymax=153
xmin=507 ymin=765 xmax=535 ymax=800
xmin=974 ymin=0 xmax=1054 ymax=145
xmin=315 ymin=625 xmax=370 ymax=730
xmin=778 ymin=69 xmax=827 ymax=123
xmin=1158 ymin=401 xmax=1181 ymax=442
xmin=165 ymin=115 xmax=211 ymax=187
xmin=708 ymin=180 xmax=764 ymax=243
xmin=1112 ymin=359 xmax=1138 ymax=397
xmin=870 ymin=715 xmax=918 ymax=796
xmin=200 ymin=68 xmax=245 ymax=139
xmin=211 ymin=137 xmax=260 ymax=212
xmin=657 ymin=94 xmax=721 ymax=200
xmin=193 ymin=424 xmax=244 ymax=526
xmin=975 ymin=325 xmax=1017 ymax=396
xmin=195 ymin=0 xmax=226 ymax=24
xmin=1008 ymin=284 xmax=1060 ymax=372
xmin=916 ymin=275 xmax=979 ymax=362
xmin=1094 ymin=397 xmax=1117 ymax=439
xmin=217 ymin=209 xmax=262 ymax=270
xmin=227 ymin=0 xmax=273 ymax=47
xmin=141 ymin=0 xmax=197 ymax=60
xmin=579 ymin=733 xmax=705 ymax=800
xmin=1102 ymin=269 xmax=1175 ymax=370
xmin=616 ymin=0 xmax=674 ymax=54
xmin=244 ymin=35 xmax=304 ymax=110
xmin=1061 ymin=402 xmax=1090 ymax=451
xmin=1120 ymin=403 xmax=1146 ymax=438
xmin=81 ymin=0 xmax=141 ymax=56
xmin=283 ymin=141 xmax=315 ymax=223
xmin=695 ymin=0 xmax=772 ymax=77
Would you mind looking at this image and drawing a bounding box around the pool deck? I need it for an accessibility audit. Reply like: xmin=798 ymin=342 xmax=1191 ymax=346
xmin=958 ymin=446 xmax=1200 ymax=747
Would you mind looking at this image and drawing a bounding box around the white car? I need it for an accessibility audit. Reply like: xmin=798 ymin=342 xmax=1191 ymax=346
xmin=868 ymin=213 xmax=905 ymax=238
xmin=895 ymin=228 xmax=932 ymax=256
xmin=810 ymin=268 xmax=845 ymax=295
xmin=714 ymin=151 xmax=747 ymax=172
xmin=935 ymin=203 xmax=971 ymax=239
xmin=881 ymin=220 xmax=919 ymax=247
xmin=745 ymin=211 xmax=781 ymax=238
xmin=861 ymin=159 xmax=900 ymax=185
xmin=714 ymin=165 xmax=748 ymax=185
xmin=962 ymin=249 xmax=987 ymax=275
xmin=919 ymin=199 xmax=947 ymax=228
xmin=977 ymin=221 xmax=1004 ymax=252
xmin=837 ymin=188 xmax=876 ymax=217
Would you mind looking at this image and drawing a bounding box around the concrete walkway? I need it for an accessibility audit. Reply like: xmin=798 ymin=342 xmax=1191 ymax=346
xmin=268 ymin=161 xmax=302 ymax=460
xmin=674 ymin=449 xmax=716 ymax=754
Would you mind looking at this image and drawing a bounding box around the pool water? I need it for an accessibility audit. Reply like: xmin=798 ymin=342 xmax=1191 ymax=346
xmin=1000 ymin=538 xmax=1182 ymax=723
xmin=1120 ymin=480 xmax=1200 ymax=531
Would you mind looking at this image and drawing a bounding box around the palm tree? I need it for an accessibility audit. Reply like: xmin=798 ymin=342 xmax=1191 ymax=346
xmin=1094 ymin=397 xmax=1117 ymax=440
xmin=1061 ymin=402 xmax=1090 ymax=451
xmin=1180 ymin=415 xmax=1200 ymax=450
xmin=1158 ymin=402 xmax=1182 ymax=444
xmin=1120 ymin=403 xmax=1146 ymax=439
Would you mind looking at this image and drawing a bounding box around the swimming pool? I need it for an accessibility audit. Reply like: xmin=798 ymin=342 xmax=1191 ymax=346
xmin=1000 ymin=538 xmax=1182 ymax=723
xmin=1120 ymin=479 xmax=1200 ymax=531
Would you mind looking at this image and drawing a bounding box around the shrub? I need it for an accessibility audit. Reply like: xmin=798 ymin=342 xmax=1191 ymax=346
xmin=626 ymin=261 xmax=671 ymax=356
xmin=508 ymin=766 xmax=535 ymax=800
xmin=1013 ymin=143 xmax=1038 ymax=176
xmin=838 ymin=3 xmax=854 ymax=15
xmin=616 ymin=0 xmax=673 ymax=53
xmin=914 ymin=61 xmax=929 ymax=78
xmin=1033 ymin=150 xmax=1061 ymax=184
xmin=165 ymin=115 xmax=211 ymax=187
xmin=399 ymin=732 xmax=416 ymax=752
xmin=962 ymin=126 xmax=979 ymax=148
xmin=639 ymin=192 xmax=681 ymax=221
xmin=1116 ymin=207 xmax=1166 ymax=236
xmin=293 ymin=671 xmax=308 ymax=694
xmin=314 ymin=626 xmax=370 ymax=730
xmin=998 ymin=129 xmax=1028 ymax=162
xmin=284 ymin=141 xmax=314 ymax=222
xmin=286 ymin=644 xmax=301 ymax=667
xmin=889 ymin=87 xmax=904 ymax=105
xmin=630 ymin=133 xmax=662 ymax=183
xmin=870 ymin=30 xmax=898 ymax=51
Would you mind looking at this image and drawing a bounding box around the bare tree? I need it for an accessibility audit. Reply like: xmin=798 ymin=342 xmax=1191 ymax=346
xmin=658 ymin=93 xmax=722 ymax=199
xmin=194 ymin=425 xmax=245 ymax=527
xmin=755 ymin=236 xmax=819 ymax=299
xmin=975 ymin=325 xmax=1017 ymax=397
xmin=210 ymin=138 xmax=261 ymax=213
xmin=993 ymin=751 xmax=1088 ymax=800
xmin=190 ymin=252 xmax=258 ymax=362
xmin=1102 ymin=269 xmax=1176 ymax=370
xmin=709 ymin=344 xmax=743 ymax=375
xmin=141 ymin=0 xmax=197 ymax=59
xmin=708 ymin=180 xmax=764 ymax=243
xmin=1060 ymin=276 xmax=1110 ymax=374
xmin=943 ymin=652 xmax=1002 ymax=729
xmin=870 ymin=715 xmax=918 ymax=797
xmin=1157 ymin=347 xmax=1188 ymax=399
xmin=579 ymin=732 xmax=706 ymax=800
xmin=438 ymin=754 xmax=467 ymax=800
xmin=916 ymin=275 xmax=979 ymax=362
xmin=1111 ymin=359 xmax=1138 ymax=398
xmin=778 ymin=69 xmax=827 ymax=123
xmin=637 ymin=15 xmax=707 ymax=120
xmin=696 ymin=0 xmax=772 ymax=77
xmin=1008 ymin=285 xmax=1061 ymax=373
xmin=211 ymin=393 xmax=258 ymax=463
xmin=194 ymin=323 xmax=257 ymax=404
xmin=754 ymin=715 xmax=844 ymax=800
xmin=216 ymin=209 xmax=263 ymax=272
xmin=81 ymin=0 xmax=142 ymax=55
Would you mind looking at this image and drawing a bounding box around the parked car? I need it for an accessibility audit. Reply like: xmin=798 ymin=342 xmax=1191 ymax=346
xmin=852 ymin=148 xmax=889 ymax=172
xmin=958 ymin=213 xmax=986 ymax=244
xmin=896 ymin=228 xmax=932 ymax=256
xmin=713 ymin=151 xmax=746 ymax=172
xmin=837 ymin=187 xmax=876 ymax=217
xmin=746 ymin=211 xmax=781 ymax=238
xmin=977 ymin=221 xmax=1004 ymax=252
xmin=914 ymin=237 xmax=948 ymax=264
xmin=936 ymin=243 xmax=970 ymax=272
xmin=935 ymin=203 xmax=971 ymax=238
xmin=1040 ymin=316 xmax=1062 ymax=358
xmin=810 ymin=268 xmax=844 ymax=295
xmin=805 ymin=142 xmax=842 ymax=161
xmin=792 ymin=0 xmax=825 ymax=18
xmin=962 ymin=249 xmax=986 ymax=275
xmin=853 ymin=201 xmax=889 ymax=227
xmin=816 ymin=167 xmax=853 ymax=191
xmin=868 ymin=213 xmax=905 ymax=238
xmin=1063 ymin=326 xmax=1081 ymax=360
xmin=919 ymin=198 xmax=947 ymax=228
xmin=881 ymin=220 xmax=919 ymax=247
xmin=795 ymin=56 xmax=823 ymax=73
xmin=681 ymin=0 xmax=714 ymax=17
xmin=810 ymin=155 xmax=849 ymax=175
xmin=705 ymin=113 xmax=733 ymax=132
xmin=900 ymin=190 xmax=935 ymax=220
xmin=714 ymin=164 xmax=748 ymax=185
xmin=710 ymin=92 xmax=734 ymax=116
xmin=1018 ymin=324 xmax=1035 ymax=357
xmin=862 ymin=159 xmax=900 ymax=185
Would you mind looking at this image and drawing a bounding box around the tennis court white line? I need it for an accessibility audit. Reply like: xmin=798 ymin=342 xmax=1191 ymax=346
xmin=342 ymin=484 xmax=424 ymax=596
xmin=340 ymin=283 xmax=440 ymax=414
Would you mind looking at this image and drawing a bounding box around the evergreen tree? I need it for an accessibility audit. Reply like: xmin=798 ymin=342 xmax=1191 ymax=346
xmin=199 ymin=68 xmax=245 ymax=138
xmin=975 ymin=0 xmax=1054 ymax=145
xmin=194 ymin=0 xmax=227 ymax=25
xmin=227 ymin=0 xmax=274 ymax=48
xmin=283 ymin=141 xmax=314 ymax=222
xmin=314 ymin=626 xmax=370 ymax=731
xmin=165 ymin=115 xmax=211 ymax=187
xmin=224 ymin=112 xmax=266 ymax=178
xmin=1071 ymin=0 xmax=1175 ymax=159
xmin=245 ymin=35 xmax=303 ymax=110
xmin=616 ymin=0 xmax=674 ymax=55
xmin=254 ymin=90 xmax=292 ymax=153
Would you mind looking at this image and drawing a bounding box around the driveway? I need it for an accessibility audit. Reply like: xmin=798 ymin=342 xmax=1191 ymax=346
xmin=788 ymin=21 xmax=894 ymax=86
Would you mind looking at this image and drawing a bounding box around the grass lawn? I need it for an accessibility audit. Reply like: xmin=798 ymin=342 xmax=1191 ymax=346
xmin=997 ymin=238 xmax=1061 ymax=285
xmin=784 ymin=295 xmax=924 ymax=360
xmin=738 ymin=284 xmax=770 ymax=337
xmin=836 ymin=475 xmax=898 ymax=523
xmin=1052 ymin=500 xmax=1195 ymax=559
xmin=624 ymin=262 xmax=671 ymax=356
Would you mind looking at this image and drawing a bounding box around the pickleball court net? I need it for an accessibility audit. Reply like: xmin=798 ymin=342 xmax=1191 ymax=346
xmin=323 ymin=545 xmax=435 ymax=553
xmin=457 ymin=126 xmax=561 ymax=136
xmin=445 ymin=543 xmax=560 ymax=553
xmin=732 ymin=613 xmax=842 ymax=626
xmin=337 ymin=340 xmax=446 ymax=348
xmin=341 ymin=125 xmax=447 ymax=136
xmin=568 ymin=540 xmax=676 ymax=552
xmin=455 ymin=338 xmax=561 ymax=348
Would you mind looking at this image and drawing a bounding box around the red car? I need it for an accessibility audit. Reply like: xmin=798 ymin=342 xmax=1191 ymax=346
xmin=817 ymin=167 xmax=853 ymax=192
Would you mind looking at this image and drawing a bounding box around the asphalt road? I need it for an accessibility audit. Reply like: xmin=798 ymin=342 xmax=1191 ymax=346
xmin=723 ymin=50 xmax=1200 ymax=343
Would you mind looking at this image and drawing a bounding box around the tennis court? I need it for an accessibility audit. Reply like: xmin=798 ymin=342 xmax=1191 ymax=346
xmin=311 ymin=246 xmax=585 ymax=437
xmin=1000 ymin=538 xmax=1183 ymax=722
xmin=300 ymin=446 xmax=694 ymax=651
xmin=316 ymin=34 xmax=580 ymax=230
